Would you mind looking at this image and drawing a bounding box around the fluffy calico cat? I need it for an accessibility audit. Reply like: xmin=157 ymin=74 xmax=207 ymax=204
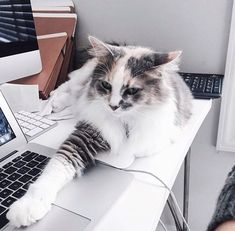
xmin=7 ymin=36 xmax=192 ymax=227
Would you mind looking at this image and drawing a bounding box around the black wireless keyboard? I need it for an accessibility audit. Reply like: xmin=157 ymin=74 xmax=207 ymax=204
xmin=179 ymin=72 xmax=223 ymax=99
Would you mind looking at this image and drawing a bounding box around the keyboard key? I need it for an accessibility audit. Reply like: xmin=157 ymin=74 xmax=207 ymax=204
xmin=21 ymin=117 xmax=30 ymax=122
xmin=21 ymin=117 xmax=29 ymax=122
xmin=28 ymin=119 xmax=36 ymax=124
xmin=13 ymin=160 xmax=26 ymax=168
xmin=28 ymin=168 xmax=41 ymax=176
xmin=2 ymin=196 xmax=16 ymax=207
xmin=21 ymin=151 xmax=31 ymax=157
xmin=26 ymin=124 xmax=36 ymax=130
xmin=17 ymin=166 xmax=30 ymax=174
xmin=12 ymin=189 xmax=27 ymax=199
xmin=205 ymin=87 xmax=212 ymax=93
xmin=17 ymin=116 xmax=25 ymax=121
xmin=37 ymin=163 xmax=46 ymax=169
xmin=0 ymin=180 xmax=11 ymax=189
xmin=40 ymin=124 xmax=50 ymax=129
xmin=34 ymin=121 xmax=43 ymax=126
xmin=32 ymin=175 xmax=40 ymax=182
xmin=40 ymin=118 xmax=56 ymax=125
xmin=31 ymin=152 xmax=39 ymax=158
xmin=17 ymin=119 xmax=24 ymax=125
xmin=18 ymin=174 xmax=33 ymax=183
xmin=23 ymin=181 xmax=33 ymax=190
xmin=37 ymin=159 xmax=50 ymax=169
xmin=0 ymin=205 xmax=6 ymax=214
xmin=0 ymin=173 xmax=7 ymax=181
xmin=213 ymin=86 xmax=220 ymax=94
xmin=35 ymin=115 xmax=43 ymax=120
xmin=21 ymin=121 xmax=30 ymax=127
xmin=4 ymin=166 xmax=17 ymax=175
xmin=27 ymin=113 xmax=37 ymax=119
xmin=2 ymin=162 xmax=13 ymax=169
xmin=12 ymin=156 xmax=22 ymax=162
xmin=35 ymin=155 xmax=47 ymax=162
xmin=19 ymin=110 xmax=30 ymax=116
xmin=0 ymin=189 xmax=13 ymax=199
xmin=0 ymin=211 xmax=8 ymax=229
xmin=8 ymin=181 xmax=23 ymax=191
xmin=26 ymin=161 xmax=39 ymax=168
xmin=214 ymin=78 xmax=221 ymax=86
xmin=22 ymin=127 xmax=29 ymax=133
xmin=26 ymin=127 xmax=43 ymax=137
xmin=14 ymin=113 xmax=21 ymax=119
xmin=7 ymin=173 xmax=21 ymax=181
xmin=22 ymin=152 xmax=38 ymax=162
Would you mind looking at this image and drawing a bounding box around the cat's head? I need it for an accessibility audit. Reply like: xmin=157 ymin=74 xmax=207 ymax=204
xmin=87 ymin=36 xmax=181 ymax=115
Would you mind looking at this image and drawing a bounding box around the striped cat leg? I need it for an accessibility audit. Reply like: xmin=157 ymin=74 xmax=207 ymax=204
xmin=7 ymin=121 xmax=110 ymax=227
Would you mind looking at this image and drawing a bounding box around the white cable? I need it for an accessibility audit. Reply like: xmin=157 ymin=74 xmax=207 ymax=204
xmin=97 ymin=160 xmax=191 ymax=231
xmin=170 ymin=193 xmax=191 ymax=231
xmin=159 ymin=219 xmax=168 ymax=231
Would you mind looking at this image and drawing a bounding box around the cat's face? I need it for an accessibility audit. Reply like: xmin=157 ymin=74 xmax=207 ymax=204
xmin=87 ymin=37 xmax=180 ymax=115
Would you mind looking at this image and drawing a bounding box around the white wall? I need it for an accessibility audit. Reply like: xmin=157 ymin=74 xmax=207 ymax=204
xmin=75 ymin=0 xmax=232 ymax=74
xmin=74 ymin=0 xmax=234 ymax=230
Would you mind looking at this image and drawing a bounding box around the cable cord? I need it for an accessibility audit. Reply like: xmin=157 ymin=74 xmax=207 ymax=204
xmin=167 ymin=198 xmax=183 ymax=231
xmin=97 ymin=160 xmax=191 ymax=231
xmin=159 ymin=219 xmax=168 ymax=231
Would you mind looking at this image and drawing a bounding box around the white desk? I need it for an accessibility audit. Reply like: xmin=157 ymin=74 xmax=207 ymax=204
xmin=32 ymin=99 xmax=212 ymax=231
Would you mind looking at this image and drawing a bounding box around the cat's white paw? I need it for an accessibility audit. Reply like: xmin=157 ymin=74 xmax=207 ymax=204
xmin=6 ymin=195 xmax=51 ymax=227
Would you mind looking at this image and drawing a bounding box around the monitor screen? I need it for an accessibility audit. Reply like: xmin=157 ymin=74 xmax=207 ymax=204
xmin=0 ymin=0 xmax=41 ymax=84
xmin=0 ymin=0 xmax=38 ymax=58
xmin=0 ymin=107 xmax=16 ymax=146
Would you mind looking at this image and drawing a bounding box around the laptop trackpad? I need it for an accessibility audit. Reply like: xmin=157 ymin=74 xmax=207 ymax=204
xmin=11 ymin=205 xmax=90 ymax=231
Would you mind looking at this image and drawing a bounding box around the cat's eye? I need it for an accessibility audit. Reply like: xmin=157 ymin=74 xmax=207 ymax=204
xmin=125 ymin=88 xmax=141 ymax=95
xmin=100 ymin=80 xmax=112 ymax=90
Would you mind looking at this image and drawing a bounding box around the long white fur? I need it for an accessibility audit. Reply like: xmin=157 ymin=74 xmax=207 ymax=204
xmin=71 ymin=63 xmax=179 ymax=157
xmin=7 ymin=39 xmax=184 ymax=228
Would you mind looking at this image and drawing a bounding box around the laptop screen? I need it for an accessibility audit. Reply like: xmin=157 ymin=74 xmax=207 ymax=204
xmin=0 ymin=107 xmax=16 ymax=146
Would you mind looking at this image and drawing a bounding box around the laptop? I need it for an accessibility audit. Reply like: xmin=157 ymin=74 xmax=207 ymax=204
xmin=0 ymin=91 xmax=133 ymax=231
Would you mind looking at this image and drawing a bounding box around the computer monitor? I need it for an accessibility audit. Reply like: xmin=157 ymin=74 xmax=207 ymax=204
xmin=0 ymin=0 xmax=42 ymax=84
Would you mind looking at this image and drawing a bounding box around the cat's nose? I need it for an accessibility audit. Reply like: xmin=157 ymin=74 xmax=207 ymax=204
xmin=109 ymin=105 xmax=120 ymax=111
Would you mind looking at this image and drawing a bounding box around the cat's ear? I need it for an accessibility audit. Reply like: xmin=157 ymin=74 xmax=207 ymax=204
xmin=166 ymin=51 xmax=182 ymax=63
xmin=154 ymin=51 xmax=182 ymax=66
xmin=88 ymin=36 xmax=115 ymax=58
xmin=153 ymin=51 xmax=182 ymax=72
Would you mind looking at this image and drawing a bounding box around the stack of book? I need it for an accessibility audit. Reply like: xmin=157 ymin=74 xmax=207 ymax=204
xmin=13 ymin=0 xmax=77 ymax=99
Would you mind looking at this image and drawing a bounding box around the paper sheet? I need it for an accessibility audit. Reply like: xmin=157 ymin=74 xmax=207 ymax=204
xmin=0 ymin=83 xmax=40 ymax=113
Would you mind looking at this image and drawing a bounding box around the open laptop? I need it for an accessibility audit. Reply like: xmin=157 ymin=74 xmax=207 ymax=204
xmin=0 ymin=91 xmax=133 ymax=231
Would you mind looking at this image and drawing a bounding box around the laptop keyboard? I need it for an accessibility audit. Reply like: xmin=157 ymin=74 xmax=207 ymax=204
xmin=0 ymin=151 xmax=50 ymax=229
xmin=14 ymin=111 xmax=57 ymax=140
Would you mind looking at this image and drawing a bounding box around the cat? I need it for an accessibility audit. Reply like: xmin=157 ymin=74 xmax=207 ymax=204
xmin=6 ymin=36 xmax=192 ymax=227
